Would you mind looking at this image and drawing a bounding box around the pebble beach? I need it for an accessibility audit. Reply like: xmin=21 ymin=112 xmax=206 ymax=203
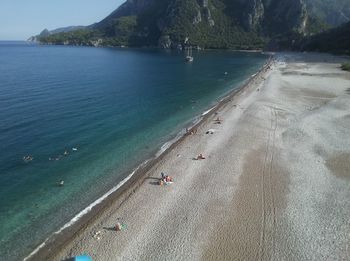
xmin=30 ymin=53 xmax=350 ymax=261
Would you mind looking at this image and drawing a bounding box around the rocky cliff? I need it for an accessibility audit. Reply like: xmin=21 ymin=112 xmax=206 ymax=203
xmin=305 ymin=0 xmax=350 ymax=27
xmin=35 ymin=0 xmax=349 ymax=50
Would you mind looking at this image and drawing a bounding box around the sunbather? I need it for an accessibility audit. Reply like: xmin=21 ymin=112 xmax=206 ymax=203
xmin=197 ymin=154 xmax=206 ymax=160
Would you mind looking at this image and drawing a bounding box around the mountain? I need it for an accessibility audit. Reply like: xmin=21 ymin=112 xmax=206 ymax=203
xmin=304 ymin=0 xmax=350 ymax=27
xmin=300 ymin=21 xmax=350 ymax=54
xmin=50 ymin=26 xmax=85 ymax=34
xmin=35 ymin=0 xmax=350 ymax=50
xmin=27 ymin=26 xmax=85 ymax=42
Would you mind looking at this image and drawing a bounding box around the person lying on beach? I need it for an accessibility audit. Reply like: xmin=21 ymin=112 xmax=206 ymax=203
xmin=161 ymin=172 xmax=171 ymax=181
xmin=206 ymin=129 xmax=216 ymax=134
xmin=115 ymin=222 xmax=127 ymax=231
xmin=115 ymin=222 xmax=122 ymax=231
xmin=186 ymin=128 xmax=197 ymax=135
xmin=196 ymin=154 xmax=206 ymax=160
xmin=159 ymin=173 xmax=173 ymax=185
xmin=93 ymin=231 xmax=101 ymax=240
xmin=214 ymin=117 xmax=222 ymax=124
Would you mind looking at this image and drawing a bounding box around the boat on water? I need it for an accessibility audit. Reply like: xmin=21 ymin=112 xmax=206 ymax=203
xmin=185 ymin=46 xmax=194 ymax=63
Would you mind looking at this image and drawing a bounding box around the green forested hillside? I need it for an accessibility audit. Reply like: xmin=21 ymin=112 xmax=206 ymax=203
xmin=36 ymin=0 xmax=350 ymax=51
xmin=301 ymin=21 xmax=350 ymax=54
xmin=304 ymin=0 xmax=350 ymax=26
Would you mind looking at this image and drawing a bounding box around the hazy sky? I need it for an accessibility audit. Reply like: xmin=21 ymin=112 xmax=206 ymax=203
xmin=0 ymin=0 xmax=125 ymax=40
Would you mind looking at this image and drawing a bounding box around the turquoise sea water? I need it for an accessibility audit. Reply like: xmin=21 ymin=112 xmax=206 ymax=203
xmin=0 ymin=41 xmax=267 ymax=260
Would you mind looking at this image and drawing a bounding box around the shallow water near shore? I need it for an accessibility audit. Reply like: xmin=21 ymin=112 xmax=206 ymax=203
xmin=0 ymin=41 xmax=267 ymax=260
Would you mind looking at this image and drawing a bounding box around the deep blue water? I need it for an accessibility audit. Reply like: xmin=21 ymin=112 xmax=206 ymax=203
xmin=0 ymin=41 xmax=267 ymax=260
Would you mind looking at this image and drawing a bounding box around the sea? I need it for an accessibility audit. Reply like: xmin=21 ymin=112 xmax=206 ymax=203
xmin=0 ymin=41 xmax=267 ymax=260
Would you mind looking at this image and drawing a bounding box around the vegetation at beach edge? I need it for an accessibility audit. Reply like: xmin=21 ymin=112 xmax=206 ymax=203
xmin=341 ymin=63 xmax=350 ymax=71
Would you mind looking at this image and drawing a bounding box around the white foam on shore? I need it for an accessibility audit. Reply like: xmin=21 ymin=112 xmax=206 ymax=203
xmin=24 ymin=159 xmax=150 ymax=261
xmin=156 ymin=118 xmax=200 ymax=158
xmin=201 ymin=106 xmax=215 ymax=116
xmin=157 ymin=138 xmax=181 ymax=158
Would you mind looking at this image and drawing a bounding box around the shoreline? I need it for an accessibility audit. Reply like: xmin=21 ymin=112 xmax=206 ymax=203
xmin=25 ymin=56 xmax=273 ymax=261
xmin=27 ymin=40 xmax=264 ymax=53
xmin=31 ymin=52 xmax=350 ymax=260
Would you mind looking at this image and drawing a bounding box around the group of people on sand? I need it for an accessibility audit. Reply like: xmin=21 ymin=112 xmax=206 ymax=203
xmin=159 ymin=172 xmax=174 ymax=186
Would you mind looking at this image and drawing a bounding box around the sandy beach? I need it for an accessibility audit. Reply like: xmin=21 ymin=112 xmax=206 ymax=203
xmin=30 ymin=53 xmax=350 ymax=261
